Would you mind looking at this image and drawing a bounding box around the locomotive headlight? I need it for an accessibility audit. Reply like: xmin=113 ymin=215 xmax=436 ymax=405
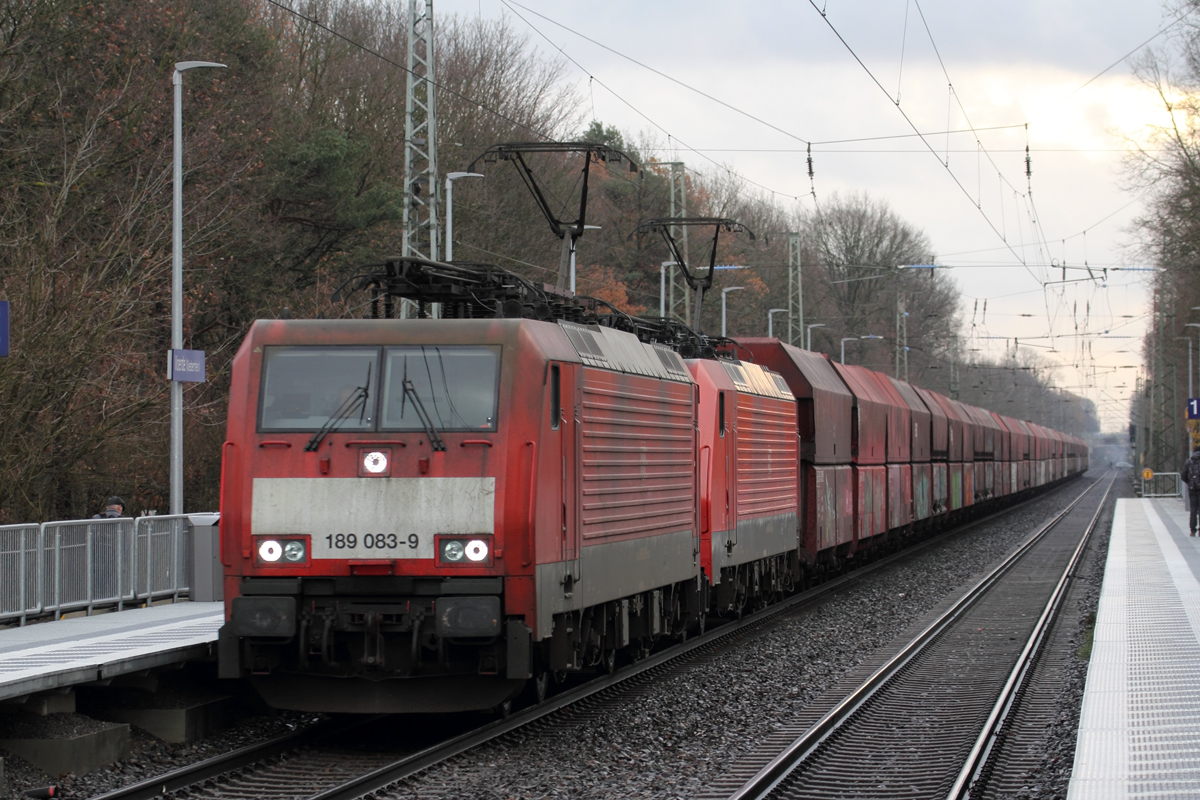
xmin=258 ymin=539 xmax=283 ymax=562
xmin=465 ymin=539 xmax=489 ymax=562
xmin=363 ymin=450 xmax=388 ymax=474
xmin=443 ymin=540 xmax=465 ymax=562
xmin=283 ymin=540 xmax=307 ymax=562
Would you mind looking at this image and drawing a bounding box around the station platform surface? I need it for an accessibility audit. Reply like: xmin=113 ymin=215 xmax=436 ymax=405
xmin=0 ymin=601 xmax=223 ymax=702
xmin=1069 ymin=497 xmax=1200 ymax=799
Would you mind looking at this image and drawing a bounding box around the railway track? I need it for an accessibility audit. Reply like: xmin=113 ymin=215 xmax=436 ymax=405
xmin=90 ymin=477 xmax=1094 ymax=800
xmin=717 ymin=470 xmax=1115 ymax=800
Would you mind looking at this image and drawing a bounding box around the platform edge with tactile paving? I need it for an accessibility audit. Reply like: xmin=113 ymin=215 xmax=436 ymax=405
xmin=0 ymin=602 xmax=223 ymax=702
xmin=1068 ymin=498 xmax=1200 ymax=800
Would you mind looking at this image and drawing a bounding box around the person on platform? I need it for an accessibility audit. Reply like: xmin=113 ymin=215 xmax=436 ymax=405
xmin=1182 ymin=449 xmax=1200 ymax=536
xmin=92 ymin=496 xmax=126 ymax=519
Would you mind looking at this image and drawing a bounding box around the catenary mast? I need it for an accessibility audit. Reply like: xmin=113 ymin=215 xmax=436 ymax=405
xmin=403 ymin=0 xmax=438 ymax=316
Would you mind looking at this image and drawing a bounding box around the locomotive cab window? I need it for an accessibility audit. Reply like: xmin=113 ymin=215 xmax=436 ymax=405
xmin=259 ymin=346 xmax=379 ymax=431
xmin=381 ymin=345 xmax=500 ymax=431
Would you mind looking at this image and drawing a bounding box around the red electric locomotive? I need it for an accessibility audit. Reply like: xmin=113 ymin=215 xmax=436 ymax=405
xmin=217 ymin=257 xmax=1088 ymax=714
xmin=218 ymin=312 xmax=715 ymax=712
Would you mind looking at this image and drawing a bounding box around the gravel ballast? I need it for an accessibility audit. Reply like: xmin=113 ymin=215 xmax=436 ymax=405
xmin=0 ymin=710 xmax=322 ymax=800
xmin=375 ymin=477 xmax=1107 ymax=800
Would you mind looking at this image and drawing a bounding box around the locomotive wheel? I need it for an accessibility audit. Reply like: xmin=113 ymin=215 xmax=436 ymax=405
xmin=602 ymin=647 xmax=616 ymax=675
xmin=519 ymin=670 xmax=550 ymax=708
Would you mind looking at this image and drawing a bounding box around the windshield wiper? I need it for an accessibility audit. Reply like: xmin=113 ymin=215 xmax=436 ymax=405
xmin=402 ymin=378 xmax=447 ymax=452
xmin=304 ymin=364 xmax=372 ymax=452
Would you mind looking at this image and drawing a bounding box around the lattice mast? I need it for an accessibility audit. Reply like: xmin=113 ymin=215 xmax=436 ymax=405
xmin=665 ymin=163 xmax=690 ymax=323
xmin=1150 ymin=287 xmax=1178 ymax=473
xmin=788 ymin=232 xmax=802 ymax=346
xmin=403 ymin=0 xmax=438 ymax=265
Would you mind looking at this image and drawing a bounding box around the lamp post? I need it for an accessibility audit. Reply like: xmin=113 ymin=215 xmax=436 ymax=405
xmin=767 ymin=308 xmax=787 ymax=338
xmin=860 ymin=333 xmax=884 ymax=364
xmin=1189 ymin=313 xmax=1200 ymax=399
xmin=660 ymin=261 xmax=678 ymax=318
xmin=806 ymin=322 xmax=825 ymax=351
xmin=1185 ymin=323 xmax=1200 ymax=400
xmin=840 ymin=337 xmax=858 ymax=364
xmin=172 ymin=60 xmax=225 ymax=517
xmin=841 ymin=334 xmax=882 ymax=364
xmin=721 ymin=286 xmax=744 ymax=337
xmin=444 ymin=171 xmax=484 ymax=261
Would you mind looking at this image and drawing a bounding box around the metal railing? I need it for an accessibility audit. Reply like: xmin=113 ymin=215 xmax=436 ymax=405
xmin=1142 ymin=472 xmax=1183 ymax=498
xmin=0 ymin=513 xmax=213 ymax=626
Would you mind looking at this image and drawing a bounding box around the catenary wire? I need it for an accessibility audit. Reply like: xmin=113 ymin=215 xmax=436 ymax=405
xmin=500 ymin=0 xmax=816 ymax=206
xmin=803 ymin=0 xmax=1044 ymax=286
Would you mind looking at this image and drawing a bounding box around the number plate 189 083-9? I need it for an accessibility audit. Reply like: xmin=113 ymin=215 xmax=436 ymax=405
xmin=312 ymin=532 xmax=432 ymax=560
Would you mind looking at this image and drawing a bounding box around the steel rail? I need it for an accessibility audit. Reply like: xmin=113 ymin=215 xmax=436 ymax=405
xmin=87 ymin=476 xmax=1087 ymax=800
xmin=726 ymin=472 xmax=1109 ymax=800
xmin=88 ymin=715 xmax=383 ymax=800
xmin=946 ymin=472 xmax=1116 ymax=799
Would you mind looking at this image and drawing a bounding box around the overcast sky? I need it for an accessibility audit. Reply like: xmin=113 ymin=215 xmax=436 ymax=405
xmin=437 ymin=0 xmax=1173 ymax=431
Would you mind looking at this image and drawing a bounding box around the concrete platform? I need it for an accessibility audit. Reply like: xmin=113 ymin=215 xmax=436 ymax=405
xmin=102 ymin=694 xmax=234 ymax=743
xmin=0 ymin=721 xmax=130 ymax=778
xmin=0 ymin=603 xmax=223 ymax=703
xmin=1068 ymin=498 xmax=1200 ymax=799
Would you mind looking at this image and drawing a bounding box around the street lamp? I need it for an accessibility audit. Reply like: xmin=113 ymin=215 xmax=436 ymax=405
xmin=840 ymin=337 xmax=858 ymax=364
xmin=1186 ymin=322 xmax=1200 ymax=398
xmin=172 ymin=60 xmax=226 ymax=517
xmin=721 ymin=287 xmax=744 ymax=337
xmin=444 ymin=171 xmax=484 ymax=261
xmin=806 ymin=323 xmax=825 ymax=351
xmin=660 ymin=261 xmax=678 ymax=318
xmin=767 ymin=308 xmax=787 ymax=338
xmin=842 ymin=334 xmax=882 ymax=364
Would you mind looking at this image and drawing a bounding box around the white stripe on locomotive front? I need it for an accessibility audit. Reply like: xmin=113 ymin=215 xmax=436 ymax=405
xmin=251 ymin=477 xmax=496 ymax=559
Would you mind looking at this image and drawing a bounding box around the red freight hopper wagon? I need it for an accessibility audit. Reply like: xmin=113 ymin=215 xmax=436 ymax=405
xmin=831 ymin=363 xmax=889 ymax=543
xmin=740 ymin=340 xmax=854 ymax=565
xmin=915 ymin=385 xmax=950 ymax=516
xmin=1006 ymin=416 xmax=1035 ymax=491
xmin=689 ymin=358 xmax=798 ymax=614
xmin=865 ymin=370 xmax=913 ymax=531
xmin=989 ymin=411 xmax=1012 ymax=498
xmin=946 ymin=397 xmax=977 ymax=508
xmin=1047 ymin=427 xmax=1065 ymax=482
xmin=1026 ymin=422 xmax=1049 ymax=486
xmin=963 ymin=404 xmax=999 ymax=502
xmin=921 ymin=389 xmax=967 ymax=512
xmin=890 ymin=377 xmax=933 ymax=522
xmin=218 ymin=317 xmax=704 ymax=713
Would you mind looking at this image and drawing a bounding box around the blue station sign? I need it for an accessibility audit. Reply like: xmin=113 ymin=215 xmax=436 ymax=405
xmin=169 ymin=349 xmax=206 ymax=383
xmin=1189 ymin=398 xmax=1200 ymax=420
xmin=0 ymin=300 xmax=8 ymax=357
